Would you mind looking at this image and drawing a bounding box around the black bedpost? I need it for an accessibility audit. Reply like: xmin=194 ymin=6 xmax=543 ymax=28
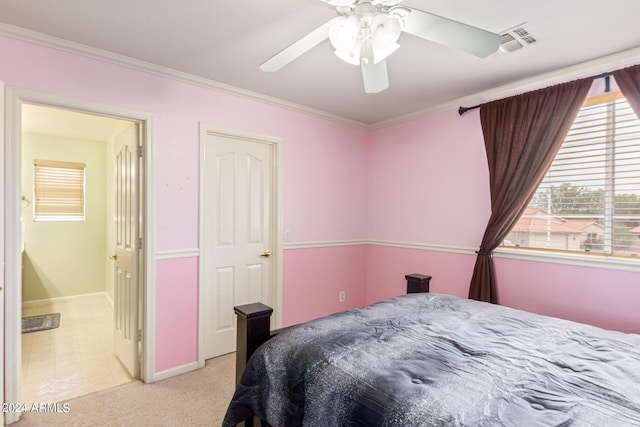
xmin=234 ymin=303 xmax=273 ymax=385
xmin=405 ymin=273 xmax=431 ymax=294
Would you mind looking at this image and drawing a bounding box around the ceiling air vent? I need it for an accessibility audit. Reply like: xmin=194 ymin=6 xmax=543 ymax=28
xmin=496 ymin=23 xmax=538 ymax=56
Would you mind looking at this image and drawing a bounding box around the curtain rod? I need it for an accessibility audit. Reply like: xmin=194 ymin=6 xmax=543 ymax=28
xmin=458 ymin=71 xmax=613 ymax=116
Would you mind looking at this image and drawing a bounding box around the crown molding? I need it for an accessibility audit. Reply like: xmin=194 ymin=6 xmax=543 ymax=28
xmin=371 ymin=46 xmax=640 ymax=129
xmin=0 ymin=23 xmax=369 ymax=130
xmin=4 ymin=23 xmax=640 ymax=131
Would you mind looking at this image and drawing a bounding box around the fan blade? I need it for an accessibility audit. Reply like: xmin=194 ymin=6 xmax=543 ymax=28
xmin=361 ymin=29 xmax=389 ymax=93
xmin=401 ymin=8 xmax=501 ymax=58
xmin=260 ymin=17 xmax=341 ymax=72
xmin=362 ymin=59 xmax=389 ymax=94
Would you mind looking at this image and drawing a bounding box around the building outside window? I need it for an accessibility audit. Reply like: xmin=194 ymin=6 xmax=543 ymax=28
xmin=505 ymin=89 xmax=640 ymax=257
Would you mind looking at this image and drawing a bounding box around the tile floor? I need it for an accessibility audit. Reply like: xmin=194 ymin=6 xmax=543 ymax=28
xmin=21 ymin=293 xmax=134 ymax=406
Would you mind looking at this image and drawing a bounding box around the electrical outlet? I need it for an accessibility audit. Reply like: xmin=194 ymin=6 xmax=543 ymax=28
xmin=339 ymin=291 xmax=346 ymax=303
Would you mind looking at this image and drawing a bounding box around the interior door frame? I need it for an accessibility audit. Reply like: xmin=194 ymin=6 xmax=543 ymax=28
xmin=197 ymin=122 xmax=283 ymax=368
xmin=3 ymin=87 xmax=156 ymax=423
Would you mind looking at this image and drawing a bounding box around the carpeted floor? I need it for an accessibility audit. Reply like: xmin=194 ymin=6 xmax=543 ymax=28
xmin=13 ymin=353 xmax=236 ymax=426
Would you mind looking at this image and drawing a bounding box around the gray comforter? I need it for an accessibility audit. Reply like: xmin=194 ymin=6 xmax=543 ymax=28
xmin=223 ymin=293 xmax=640 ymax=426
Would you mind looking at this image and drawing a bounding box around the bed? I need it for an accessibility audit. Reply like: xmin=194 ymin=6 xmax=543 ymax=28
xmin=223 ymin=275 xmax=640 ymax=426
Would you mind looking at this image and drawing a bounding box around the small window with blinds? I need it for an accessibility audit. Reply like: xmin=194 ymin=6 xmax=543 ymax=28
xmin=505 ymin=91 xmax=640 ymax=257
xmin=33 ymin=159 xmax=86 ymax=221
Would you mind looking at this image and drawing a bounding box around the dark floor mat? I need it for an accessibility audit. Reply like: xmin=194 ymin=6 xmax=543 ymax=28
xmin=22 ymin=313 xmax=61 ymax=333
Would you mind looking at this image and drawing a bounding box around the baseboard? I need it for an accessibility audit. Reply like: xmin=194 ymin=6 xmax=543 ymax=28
xmin=105 ymin=292 xmax=114 ymax=308
xmin=151 ymin=361 xmax=200 ymax=382
xmin=22 ymin=291 xmax=109 ymax=308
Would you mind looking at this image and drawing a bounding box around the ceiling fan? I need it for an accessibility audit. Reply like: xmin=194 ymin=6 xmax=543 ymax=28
xmin=260 ymin=0 xmax=501 ymax=94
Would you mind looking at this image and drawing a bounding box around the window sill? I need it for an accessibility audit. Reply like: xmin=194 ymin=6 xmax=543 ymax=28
xmin=33 ymin=218 xmax=85 ymax=222
xmin=493 ymin=247 xmax=640 ymax=273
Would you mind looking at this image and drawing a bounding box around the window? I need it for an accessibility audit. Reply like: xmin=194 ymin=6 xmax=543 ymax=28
xmin=33 ymin=159 xmax=86 ymax=221
xmin=505 ymin=91 xmax=640 ymax=257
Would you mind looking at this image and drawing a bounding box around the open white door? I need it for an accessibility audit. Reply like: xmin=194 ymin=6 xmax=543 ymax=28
xmin=201 ymin=130 xmax=276 ymax=359
xmin=113 ymin=123 xmax=140 ymax=378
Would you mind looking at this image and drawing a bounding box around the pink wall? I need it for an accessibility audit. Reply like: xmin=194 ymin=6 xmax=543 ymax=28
xmin=3 ymin=33 xmax=639 ymax=381
xmin=366 ymin=107 xmax=640 ymax=335
xmin=367 ymin=109 xmax=491 ymax=247
xmin=1 ymin=36 xmax=368 ymax=374
xmin=495 ymin=257 xmax=640 ymax=334
xmin=284 ymin=124 xmax=368 ymax=243
xmin=366 ymin=245 xmax=475 ymax=303
xmin=155 ymin=257 xmax=199 ymax=372
xmin=0 ymin=37 xmax=368 ymax=251
xmin=366 ymin=245 xmax=640 ymax=334
xmin=283 ymin=245 xmax=367 ymax=326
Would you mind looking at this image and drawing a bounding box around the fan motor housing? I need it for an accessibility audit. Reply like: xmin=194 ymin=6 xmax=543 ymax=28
xmin=355 ymin=2 xmax=377 ymax=25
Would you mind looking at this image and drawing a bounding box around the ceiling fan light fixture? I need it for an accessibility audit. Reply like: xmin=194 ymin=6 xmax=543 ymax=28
xmin=371 ymin=14 xmax=402 ymax=50
xmin=334 ymin=46 xmax=362 ymax=66
xmin=372 ymin=0 xmax=404 ymax=5
xmin=260 ymin=0 xmax=501 ymax=94
xmin=328 ymin=15 xmax=361 ymax=52
xmin=322 ymin=0 xmax=357 ymax=6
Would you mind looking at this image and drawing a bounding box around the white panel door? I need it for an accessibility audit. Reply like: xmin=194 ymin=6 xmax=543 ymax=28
xmin=202 ymin=133 xmax=273 ymax=359
xmin=113 ymin=123 xmax=140 ymax=378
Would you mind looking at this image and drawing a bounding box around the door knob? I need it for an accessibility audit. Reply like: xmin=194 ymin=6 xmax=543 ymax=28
xmin=260 ymin=250 xmax=271 ymax=258
xmin=109 ymin=253 xmax=118 ymax=260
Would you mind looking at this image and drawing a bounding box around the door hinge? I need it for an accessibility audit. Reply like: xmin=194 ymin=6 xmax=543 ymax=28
xmin=138 ymin=237 xmax=143 ymax=250
xmin=137 ymin=329 xmax=143 ymax=342
xmin=137 ymin=145 xmax=143 ymax=158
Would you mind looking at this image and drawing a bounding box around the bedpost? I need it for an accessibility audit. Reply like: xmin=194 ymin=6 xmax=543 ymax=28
xmin=405 ymin=273 xmax=431 ymax=294
xmin=234 ymin=303 xmax=273 ymax=385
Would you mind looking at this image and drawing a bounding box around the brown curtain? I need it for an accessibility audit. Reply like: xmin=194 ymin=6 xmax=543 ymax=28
xmin=469 ymin=78 xmax=593 ymax=303
xmin=614 ymin=65 xmax=640 ymax=117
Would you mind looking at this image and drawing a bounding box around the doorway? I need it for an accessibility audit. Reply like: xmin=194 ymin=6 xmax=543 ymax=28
xmin=198 ymin=123 xmax=283 ymax=366
xmin=3 ymin=88 xmax=155 ymax=424
xmin=20 ymin=104 xmax=136 ymax=405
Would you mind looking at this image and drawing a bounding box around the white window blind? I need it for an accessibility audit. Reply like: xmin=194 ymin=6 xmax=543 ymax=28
xmin=33 ymin=159 xmax=86 ymax=221
xmin=507 ymin=91 xmax=640 ymax=257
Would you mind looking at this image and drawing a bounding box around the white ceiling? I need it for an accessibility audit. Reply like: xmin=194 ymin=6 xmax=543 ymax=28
xmin=2 ymin=0 xmax=640 ymax=126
